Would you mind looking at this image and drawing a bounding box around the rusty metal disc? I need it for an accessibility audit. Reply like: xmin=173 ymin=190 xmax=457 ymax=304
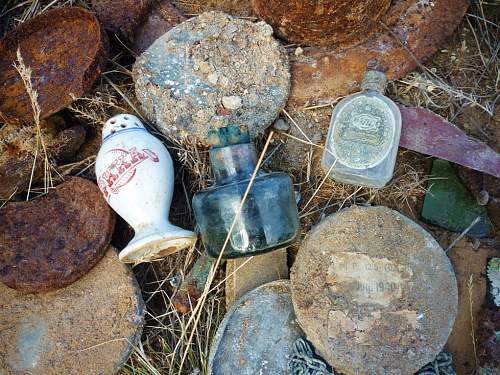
xmin=287 ymin=0 xmax=469 ymax=107
xmin=0 ymin=7 xmax=107 ymax=125
xmin=253 ymin=0 xmax=391 ymax=48
xmin=132 ymin=0 xmax=187 ymax=55
xmin=0 ymin=177 xmax=115 ymax=293
xmin=172 ymin=0 xmax=255 ymax=17
xmin=0 ymin=248 xmax=144 ymax=374
xmin=0 ymin=117 xmax=86 ymax=200
xmin=209 ymin=280 xmax=304 ymax=374
xmin=291 ymin=206 xmax=458 ymax=375
xmin=91 ymin=0 xmax=154 ymax=41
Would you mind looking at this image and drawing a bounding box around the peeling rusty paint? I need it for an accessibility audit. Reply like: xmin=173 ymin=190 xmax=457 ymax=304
xmin=288 ymin=0 xmax=469 ymax=107
xmin=0 ymin=7 xmax=108 ymax=125
xmin=253 ymin=0 xmax=392 ymax=48
xmin=0 ymin=117 xmax=86 ymax=199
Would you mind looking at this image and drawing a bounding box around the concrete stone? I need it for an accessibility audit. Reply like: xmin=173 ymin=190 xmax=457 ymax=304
xmin=133 ymin=11 xmax=290 ymax=144
xmin=225 ymin=248 xmax=288 ymax=307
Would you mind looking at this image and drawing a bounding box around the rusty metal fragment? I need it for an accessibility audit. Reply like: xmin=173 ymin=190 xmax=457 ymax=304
xmin=172 ymin=0 xmax=255 ymax=17
xmin=253 ymin=0 xmax=391 ymax=48
xmin=172 ymin=253 xmax=215 ymax=314
xmin=0 ymin=177 xmax=115 ymax=293
xmin=0 ymin=116 xmax=86 ymax=200
xmin=288 ymin=0 xmax=469 ymax=107
xmin=91 ymin=0 xmax=154 ymax=41
xmin=133 ymin=0 xmax=186 ymax=55
xmin=0 ymin=7 xmax=108 ymax=124
xmin=400 ymin=106 xmax=500 ymax=179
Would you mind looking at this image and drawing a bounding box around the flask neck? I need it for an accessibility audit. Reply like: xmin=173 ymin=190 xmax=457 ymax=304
xmin=361 ymin=70 xmax=388 ymax=94
xmin=210 ymin=143 xmax=257 ymax=185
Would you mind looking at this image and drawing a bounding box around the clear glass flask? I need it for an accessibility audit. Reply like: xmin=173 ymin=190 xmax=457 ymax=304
xmin=322 ymin=70 xmax=402 ymax=188
xmin=192 ymin=125 xmax=300 ymax=258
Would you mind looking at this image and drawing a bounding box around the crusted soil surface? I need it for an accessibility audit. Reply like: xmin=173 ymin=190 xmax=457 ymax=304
xmin=134 ymin=11 xmax=290 ymax=144
xmin=0 ymin=248 xmax=144 ymax=375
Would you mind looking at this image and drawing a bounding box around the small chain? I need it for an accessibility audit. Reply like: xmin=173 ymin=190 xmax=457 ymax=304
xmin=416 ymin=352 xmax=456 ymax=375
xmin=288 ymin=339 xmax=335 ymax=375
xmin=288 ymin=338 xmax=456 ymax=375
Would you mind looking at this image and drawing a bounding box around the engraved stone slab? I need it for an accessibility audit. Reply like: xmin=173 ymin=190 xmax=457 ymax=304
xmin=291 ymin=206 xmax=458 ymax=375
xmin=133 ymin=11 xmax=290 ymax=144
xmin=0 ymin=248 xmax=144 ymax=375
xmin=209 ymin=280 xmax=304 ymax=374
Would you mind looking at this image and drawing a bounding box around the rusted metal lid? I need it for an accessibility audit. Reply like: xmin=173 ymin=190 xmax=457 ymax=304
xmin=287 ymin=0 xmax=468 ymax=107
xmin=253 ymin=0 xmax=391 ymax=48
xmin=291 ymin=206 xmax=458 ymax=375
xmin=91 ymin=0 xmax=154 ymax=41
xmin=209 ymin=280 xmax=304 ymax=374
xmin=0 ymin=7 xmax=107 ymax=125
xmin=0 ymin=177 xmax=115 ymax=293
xmin=172 ymin=0 xmax=255 ymax=17
xmin=0 ymin=248 xmax=144 ymax=374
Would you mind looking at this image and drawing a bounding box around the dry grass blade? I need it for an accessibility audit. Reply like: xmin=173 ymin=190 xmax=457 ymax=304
xmin=13 ymin=48 xmax=54 ymax=199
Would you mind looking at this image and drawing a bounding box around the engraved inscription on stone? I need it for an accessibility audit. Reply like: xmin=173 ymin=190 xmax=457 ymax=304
xmin=331 ymin=96 xmax=394 ymax=169
xmin=327 ymin=252 xmax=412 ymax=307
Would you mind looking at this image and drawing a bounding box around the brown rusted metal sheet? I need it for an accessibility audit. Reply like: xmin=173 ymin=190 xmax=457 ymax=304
xmin=0 ymin=7 xmax=108 ymax=125
xmin=133 ymin=0 xmax=186 ymax=55
xmin=0 ymin=177 xmax=115 ymax=293
xmin=0 ymin=116 xmax=86 ymax=200
xmin=92 ymin=0 xmax=154 ymax=41
xmin=288 ymin=0 xmax=469 ymax=107
xmin=253 ymin=0 xmax=391 ymax=48
xmin=172 ymin=0 xmax=255 ymax=17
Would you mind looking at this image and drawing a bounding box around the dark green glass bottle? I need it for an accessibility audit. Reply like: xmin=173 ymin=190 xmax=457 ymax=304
xmin=192 ymin=125 xmax=300 ymax=258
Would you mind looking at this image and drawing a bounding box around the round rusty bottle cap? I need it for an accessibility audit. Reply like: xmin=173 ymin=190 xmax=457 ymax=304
xmin=0 ymin=177 xmax=115 ymax=293
xmin=0 ymin=248 xmax=144 ymax=374
xmin=291 ymin=206 xmax=458 ymax=375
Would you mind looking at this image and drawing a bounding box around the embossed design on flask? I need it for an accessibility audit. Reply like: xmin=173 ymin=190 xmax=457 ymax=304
xmin=322 ymin=70 xmax=402 ymax=187
xmin=95 ymin=114 xmax=197 ymax=263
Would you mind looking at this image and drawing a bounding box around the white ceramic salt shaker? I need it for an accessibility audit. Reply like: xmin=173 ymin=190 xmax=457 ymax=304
xmin=95 ymin=114 xmax=197 ymax=263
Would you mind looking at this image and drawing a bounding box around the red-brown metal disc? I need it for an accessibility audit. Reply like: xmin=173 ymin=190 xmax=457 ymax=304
xmin=0 ymin=7 xmax=107 ymax=125
xmin=253 ymin=0 xmax=392 ymax=48
xmin=287 ymin=0 xmax=469 ymax=107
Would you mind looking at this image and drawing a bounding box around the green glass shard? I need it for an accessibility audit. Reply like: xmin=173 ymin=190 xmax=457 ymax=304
xmin=421 ymin=159 xmax=492 ymax=237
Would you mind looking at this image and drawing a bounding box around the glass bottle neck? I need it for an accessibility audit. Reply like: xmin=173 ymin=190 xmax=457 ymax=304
xmin=361 ymin=71 xmax=388 ymax=94
xmin=210 ymin=143 xmax=258 ymax=185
